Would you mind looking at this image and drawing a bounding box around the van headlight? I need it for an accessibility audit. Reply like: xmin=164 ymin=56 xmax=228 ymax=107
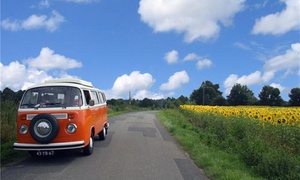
xmin=19 ymin=124 xmax=28 ymax=134
xmin=66 ymin=123 xmax=77 ymax=134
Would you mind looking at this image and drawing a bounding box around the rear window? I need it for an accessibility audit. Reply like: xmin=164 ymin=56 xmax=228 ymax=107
xmin=20 ymin=86 xmax=83 ymax=109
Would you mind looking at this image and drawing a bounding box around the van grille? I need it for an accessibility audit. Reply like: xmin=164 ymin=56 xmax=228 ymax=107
xmin=26 ymin=113 xmax=68 ymax=120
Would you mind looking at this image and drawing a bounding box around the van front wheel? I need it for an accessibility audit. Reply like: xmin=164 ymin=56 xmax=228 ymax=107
xmin=83 ymin=133 xmax=94 ymax=156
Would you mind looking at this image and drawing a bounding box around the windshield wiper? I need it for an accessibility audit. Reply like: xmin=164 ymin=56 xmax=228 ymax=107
xmin=20 ymin=103 xmax=35 ymax=108
xmin=34 ymin=104 xmax=41 ymax=109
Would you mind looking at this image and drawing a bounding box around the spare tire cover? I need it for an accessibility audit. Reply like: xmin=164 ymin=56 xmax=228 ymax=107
xmin=29 ymin=114 xmax=59 ymax=144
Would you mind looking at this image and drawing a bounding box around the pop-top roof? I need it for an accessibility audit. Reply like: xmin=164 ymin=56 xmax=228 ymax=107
xmin=45 ymin=79 xmax=94 ymax=87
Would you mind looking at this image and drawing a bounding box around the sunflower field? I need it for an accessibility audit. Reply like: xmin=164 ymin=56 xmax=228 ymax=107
xmin=180 ymin=105 xmax=300 ymax=126
xmin=179 ymin=105 xmax=300 ymax=179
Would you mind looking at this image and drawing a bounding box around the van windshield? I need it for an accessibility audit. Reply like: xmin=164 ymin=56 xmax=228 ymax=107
xmin=20 ymin=86 xmax=83 ymax=109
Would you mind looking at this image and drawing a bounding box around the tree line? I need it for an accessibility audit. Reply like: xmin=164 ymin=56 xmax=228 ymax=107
xmin=190 ymin=81 xmax=300 ymax=106
xmin=1 ymin=81 xmax=300 ymax=109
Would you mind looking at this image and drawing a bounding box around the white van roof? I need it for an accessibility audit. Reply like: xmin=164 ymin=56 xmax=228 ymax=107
xmin=45 ymin=79 xmax=94 ymax=88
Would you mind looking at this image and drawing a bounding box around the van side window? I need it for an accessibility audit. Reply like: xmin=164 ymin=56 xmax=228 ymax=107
xmin=98 ymin=92 xmax=104 ymax=104
xmin=91 ymin=91 xmax=99 ymax=104
xmin=83 ymin=90 xmax=91 ymax=105
xmin=70 ymin=88 xmax=82 ymax=106
xmin=101 ymin=93 xmax=106 ymax=102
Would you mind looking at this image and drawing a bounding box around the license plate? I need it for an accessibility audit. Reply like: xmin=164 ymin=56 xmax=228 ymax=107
xmin=36 ymin=150 xmax=55 ymax=156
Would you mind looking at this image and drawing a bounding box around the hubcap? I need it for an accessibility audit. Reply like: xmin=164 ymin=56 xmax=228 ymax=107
xmin=34 ymin=119 xmax=52 ymax=137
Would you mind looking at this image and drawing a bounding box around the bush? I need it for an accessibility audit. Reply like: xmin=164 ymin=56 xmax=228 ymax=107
xmin=1 ymin=100 xmax=18 ymax=143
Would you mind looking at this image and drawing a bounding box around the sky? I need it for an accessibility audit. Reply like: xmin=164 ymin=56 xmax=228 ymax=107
xmin=1 ymin=0 xmax=299 ymax=100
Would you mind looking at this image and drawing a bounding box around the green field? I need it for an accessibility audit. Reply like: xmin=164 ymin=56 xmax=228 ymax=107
xmin=157 ymin=109 xmax=300 ymax=180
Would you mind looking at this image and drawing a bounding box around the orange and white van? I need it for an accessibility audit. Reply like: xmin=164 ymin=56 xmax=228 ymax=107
xmin=13 ymin=79 xmax=108 ymax=156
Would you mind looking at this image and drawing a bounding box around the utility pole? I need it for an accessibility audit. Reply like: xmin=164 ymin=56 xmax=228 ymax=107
xmin=203 ymin=82 xmax=205 ymax=105
xmin=129 ymin=91 xmax=131 ymax=105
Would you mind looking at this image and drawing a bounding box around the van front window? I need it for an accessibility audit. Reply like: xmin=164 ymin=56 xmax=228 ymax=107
xmin=20 ymin=86 xmax=82 ymax=109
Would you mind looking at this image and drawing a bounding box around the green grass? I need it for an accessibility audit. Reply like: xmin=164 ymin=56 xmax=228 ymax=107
xmin=158 ymin=110 xmax=300 ymax=179
xmin=1 ymin=142 xmax=28 ymax=166
xmin=1 ymin=100 xmax=24 ymax=167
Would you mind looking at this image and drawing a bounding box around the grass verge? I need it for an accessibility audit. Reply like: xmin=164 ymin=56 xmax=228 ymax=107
xmin=1 ymin=142 xmax=28 ymax=167
xmin=157 ymin=109 xmax=264 ymax=180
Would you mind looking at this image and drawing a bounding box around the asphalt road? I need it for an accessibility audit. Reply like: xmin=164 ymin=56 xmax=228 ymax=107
xmin=1 ymin=111 xmax=207 ymax=180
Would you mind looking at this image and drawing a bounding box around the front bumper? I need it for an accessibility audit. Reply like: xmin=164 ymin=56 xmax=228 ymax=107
xmin=13 ymin=141 xmax=85 ymax=151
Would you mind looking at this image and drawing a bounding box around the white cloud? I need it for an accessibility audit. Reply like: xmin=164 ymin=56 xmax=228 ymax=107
xmin=26 ymin=47 xmax=82 ymax=71
xmin=264 ymin=43 xmax=300 ymax=73
xmin=20 ymin=69 xmax=54 ymax=90
xmin=223 ymin=71 xmax=275 ymax=95
xmin=38 ymin=0 xmax=50 ymax=8
xmin=164 ymin=50 xmax=179 ymax=64
xmin=110 ymin=71 xmax=155 ymax=98
xmin=138 ymin=0 xmax=245 ymax=43
xmin=234 ymin=42 xmax=251 ymax=50
xmin=223 ymin=43 xmax=299 ymax=94
xmin=133 ymin=90 xmax=165 ymax=100
xmin=0 ymin=61 xmax=27 ymax=91
xmin=183 ymin=53 xmax=198 ymax=61
xmin=0 ymin=61 xmax=54 ymax=91
xmin=252 ymin=0 xmax=300 ymax=35
xmin=1 ymin=47 xmax=82 ymax=91
xmin=160 ymin=70 xmax=189 ymax=91
xmin=197 ymin=59 xmax=213 ymax=69
xmin=253 ymin=0 xmax=269 ymax=9
xmin=183 ymin=53 xmax=213 ymax=69
xmin=270 ymin=83 xmax=285 ymax=92
xmin=1 ymin=11 xmax=64 ymax=32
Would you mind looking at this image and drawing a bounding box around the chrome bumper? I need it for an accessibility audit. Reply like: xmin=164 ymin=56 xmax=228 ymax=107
xmin=13 ymin=141 xmax=85 ymax=151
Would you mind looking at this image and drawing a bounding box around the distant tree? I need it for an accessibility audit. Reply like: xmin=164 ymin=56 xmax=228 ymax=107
xmin=190 ymin=81 xmax=223 ymax=105
xmin=1 ymin=87 xmax=15 ymax=101
xmin=213 ymin=96 xmax=228 ymax=106
xmin=177 ymin=95 xmax=189 ymax=105
xmin=164 ymin=97 xmax=179 ymax=108
xmin=227 ymin=84 xmax=257 ymax=105
xmin=107 ymin=99 xmax=123 ymax=106
xmin=258 ymin=85 xmax=284 ymax=106
xmin=153 ymin=99 xmax=165 ymax=109
xmin=1 ymin=87 xmax=24 ymax=103
xmin=288 ymin=87 xmax=300 ymax=106
xmin=16 ymin=90 xmax=25 ymax=102
xmin=107 ymin=98 xmax=127 ymax=111
xmin=130 ymin=98 xmax=138 ymax=106
xmin=140 ymin=98 xmax=154 ymax=108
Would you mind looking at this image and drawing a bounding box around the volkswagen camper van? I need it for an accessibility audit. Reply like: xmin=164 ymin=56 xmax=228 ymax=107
xmin=13 ymin=79 xmax=108 ymax=156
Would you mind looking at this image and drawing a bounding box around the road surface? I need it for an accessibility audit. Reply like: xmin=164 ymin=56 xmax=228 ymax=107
xmin=1 ymin=111 xmax=207 ymax=180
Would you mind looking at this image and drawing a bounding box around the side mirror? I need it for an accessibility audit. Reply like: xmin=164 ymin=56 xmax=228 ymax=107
xmin=89 ymin=99 xmax=95 ymax=106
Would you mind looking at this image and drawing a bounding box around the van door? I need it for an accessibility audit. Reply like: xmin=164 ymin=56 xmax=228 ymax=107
xmin=83 ymin=90 xmax=94 ymax=132
xmin=90 ymin=91 xmax=102 ymax=134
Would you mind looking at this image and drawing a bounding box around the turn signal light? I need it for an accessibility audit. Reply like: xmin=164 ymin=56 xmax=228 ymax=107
xmin=68 ymin=113 xmax=75 ymax=119
xmin=20 ymin=114 xmax=27 ymax=120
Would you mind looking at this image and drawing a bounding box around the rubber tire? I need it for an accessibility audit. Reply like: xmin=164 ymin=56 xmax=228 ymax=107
xmin=98 ymin=127 xmax=106 ymax=140
xmin=29 ymin=114 xmax=59 ymax=144
xmin=83 ymin=133 xmax=94 ymax=156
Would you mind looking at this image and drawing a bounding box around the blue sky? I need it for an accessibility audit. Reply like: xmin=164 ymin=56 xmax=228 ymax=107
xmin=1 ymin=0 xmax=299 ymax=100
